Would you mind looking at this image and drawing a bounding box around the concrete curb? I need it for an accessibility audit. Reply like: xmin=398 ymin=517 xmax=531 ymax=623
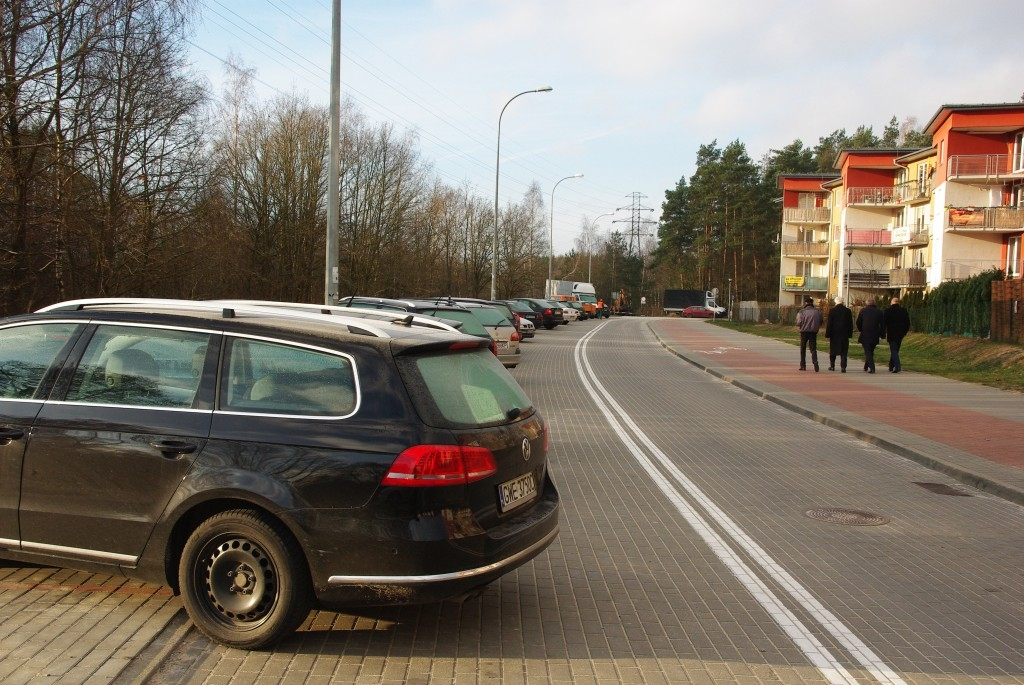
xmin=651 ymin=324 xmax=1024 ymax=508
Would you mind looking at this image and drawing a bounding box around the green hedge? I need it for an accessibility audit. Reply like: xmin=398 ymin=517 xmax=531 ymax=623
xmin=916 ymin=269 xmax=1003 ymax=338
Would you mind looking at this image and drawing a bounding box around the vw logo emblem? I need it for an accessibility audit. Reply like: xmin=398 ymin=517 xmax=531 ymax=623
xmin=521 ymin=438 xmax=532 ymax=461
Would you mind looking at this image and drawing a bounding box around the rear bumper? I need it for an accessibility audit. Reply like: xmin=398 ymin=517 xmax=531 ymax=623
xmin=303 ymin=475 xmax=560 ymax=607
xmin=498 ymin=348 xmax=521 ymax=367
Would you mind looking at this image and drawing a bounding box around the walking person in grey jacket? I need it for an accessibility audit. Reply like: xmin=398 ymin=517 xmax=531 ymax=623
xmin=796 ymin=296 xmax=823 ymax=372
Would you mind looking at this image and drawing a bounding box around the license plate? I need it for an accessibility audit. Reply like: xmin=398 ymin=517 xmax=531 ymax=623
xmin=497 ymin=340 xmax=509 ymax=351
xmin=498 ymin=472 xmax=537 ymax=512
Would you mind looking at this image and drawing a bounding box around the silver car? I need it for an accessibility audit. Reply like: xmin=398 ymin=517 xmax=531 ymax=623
xmin=456 ymin=302 xmax=522 ymax=368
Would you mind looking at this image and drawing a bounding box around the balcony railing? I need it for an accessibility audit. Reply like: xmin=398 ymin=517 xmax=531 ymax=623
xmin=894 ymin=178 xmax=931 ymax=203
xmin=848 ymin=270 xmax=890 ymax=288
xmin=781 ymin=241 xmax=830 ymax=257
xmin=847 ymin=180 xmax=936 ymax=206
xmin=889 ymin=268 xmax=926 ymax=288
xmin=943 ymin=259 xmax=1004 ymax=280
xmin=946 ymin=206 xmax=1024 ymax=232
xmin=946 ymin=154 xmax=1023 ymax=182
xmin=847 ymin=187 xmax=900 ymax=206
xmin=890 ymin=226 xmax=929 ymax=247
xmin=782 ymin=207 xmax=831 ymax=223
xmin=845 ymin=229 xmax=891 ymax=247
xmin=781 ymin=275 xmax=828 ymax=291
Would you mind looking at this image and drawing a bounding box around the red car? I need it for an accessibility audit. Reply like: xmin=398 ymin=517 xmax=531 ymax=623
xmin=681 ymin=305 xmax=716 ymax=318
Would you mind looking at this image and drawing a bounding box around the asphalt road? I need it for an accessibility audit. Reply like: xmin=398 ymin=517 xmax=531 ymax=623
xmin=3 ymin=317 xmax=1023 ymax=685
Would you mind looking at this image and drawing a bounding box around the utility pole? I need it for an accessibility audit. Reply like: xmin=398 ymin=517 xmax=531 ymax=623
xmin=611 ymin=193 xmax=657 ymax=314
xmin=614 ymin=192 xmax=656 ymax=258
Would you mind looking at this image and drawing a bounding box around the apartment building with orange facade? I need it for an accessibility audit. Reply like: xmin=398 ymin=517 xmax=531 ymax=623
xmin=778 ymin=102 xmax=1024 ymax=306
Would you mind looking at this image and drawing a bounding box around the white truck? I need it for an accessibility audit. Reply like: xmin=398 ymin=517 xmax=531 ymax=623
xmin=545 ymin=280 xmax=606 ymax=318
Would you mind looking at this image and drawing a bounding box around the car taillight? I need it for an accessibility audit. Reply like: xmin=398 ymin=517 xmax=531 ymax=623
xmin=543 ymin=308 xmax=552 ymax=315
xmin=510 ymin=330 xmax=520 ymax=342
xmin=381 ymin=445 xmax=498 ymax=487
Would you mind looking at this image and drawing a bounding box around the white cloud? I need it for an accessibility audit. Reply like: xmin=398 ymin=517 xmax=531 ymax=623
xmin=191 ymin=0 xmax=1024 ymax=251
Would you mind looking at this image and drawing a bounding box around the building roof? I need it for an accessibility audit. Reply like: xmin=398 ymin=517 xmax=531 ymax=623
xmin=775 ymin=173 xmax=839 ymax=190
xmin=923 ymin=102 xmax=1024 ymax=134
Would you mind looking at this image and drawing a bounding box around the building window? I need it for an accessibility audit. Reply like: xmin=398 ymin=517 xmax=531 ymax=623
xmin=1008 ymin=236 xmax=1022 ymax=278
xmin=1014 ymin=133 xmax=1024 ymax=173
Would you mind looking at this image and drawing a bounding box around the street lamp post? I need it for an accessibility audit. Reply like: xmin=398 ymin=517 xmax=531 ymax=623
xmin=727 ymin=278 xmax=732 ymax=319
xmin=548 ymin=174 xmax=583 ymax=297
xmin=492 ymin=86 xmax=553 ymax=301
xmin=588 ymin=211 xmax=614 ymax=283
xmin=845 ymin=248 xmax=853 ymax=301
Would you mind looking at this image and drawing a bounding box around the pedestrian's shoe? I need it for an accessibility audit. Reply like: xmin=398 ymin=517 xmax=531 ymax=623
xmin=868 ymin=368 xmax=875 ymax=374
xmin=828 ymin=366 xmax=834 ymax=371
xmin=841 ymin=368 xmax=846 ymax=373
xmin=813 ymin=362 xmax=819 ymax=372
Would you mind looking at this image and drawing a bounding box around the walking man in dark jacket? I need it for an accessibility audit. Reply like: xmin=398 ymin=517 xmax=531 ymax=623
xmin=824 ymin=296 xmax=854 ymax=372
xmin=883 ymin=297 xmax=911 ymax=373
xmin=796 ymin=296 xmax=823 ymax=371
xmin=855 ymin=297 xmax=885 ymax=373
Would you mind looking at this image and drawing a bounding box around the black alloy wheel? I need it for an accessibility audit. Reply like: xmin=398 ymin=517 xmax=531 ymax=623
xmin=179 ymin=510 xmax=312 ymax=650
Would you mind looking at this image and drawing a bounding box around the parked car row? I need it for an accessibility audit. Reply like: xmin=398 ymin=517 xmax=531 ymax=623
xmin=329 ymin=295 xmax=595 ymax=372
xmin=0 ymin=298 xmax=560 ymax=650
xmin=336 ymin=296 xmax=522 ymax=368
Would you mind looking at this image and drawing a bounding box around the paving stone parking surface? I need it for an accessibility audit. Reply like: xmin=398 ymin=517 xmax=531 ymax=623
xmin=2 ymin=317 xmax=1022 ymax=685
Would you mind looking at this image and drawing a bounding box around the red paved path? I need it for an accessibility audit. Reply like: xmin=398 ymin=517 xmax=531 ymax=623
xmin=652 ymin=321 xmax=1024 ymax=470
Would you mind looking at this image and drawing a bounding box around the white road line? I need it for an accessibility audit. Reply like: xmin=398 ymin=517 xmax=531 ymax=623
xmin=575 ymin=322 xmax=906 ymax=685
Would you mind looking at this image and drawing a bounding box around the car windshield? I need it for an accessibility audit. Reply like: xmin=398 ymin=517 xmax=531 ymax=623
xmin=417 ymin=309 xmax=490 ymax=337
xmin=467 ymin=306 xmax=512 ymax=327
xmin=490 ymin=303 xmax=516 ymax=321
xmin=505 ymin=301 xmax=531 ymax=314
xmin=399 ymin=348 xmax=533 ymax=428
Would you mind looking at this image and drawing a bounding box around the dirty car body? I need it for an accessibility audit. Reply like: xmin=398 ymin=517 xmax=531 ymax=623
xmin=0 ymin=299 xmax=559 ymax=650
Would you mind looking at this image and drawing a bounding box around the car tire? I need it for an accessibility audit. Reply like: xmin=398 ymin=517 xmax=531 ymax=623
xmin=544 ymin=323 xmax=555 ymax=330
xmin=179 ymin=510 xmax=312 ymax=650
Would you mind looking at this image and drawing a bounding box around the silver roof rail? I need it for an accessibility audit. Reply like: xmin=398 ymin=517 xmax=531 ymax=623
xmin=212 ymin=299 xmax=462 ymax=333
xmin=35 ymin=298 xmax=396 ymax=339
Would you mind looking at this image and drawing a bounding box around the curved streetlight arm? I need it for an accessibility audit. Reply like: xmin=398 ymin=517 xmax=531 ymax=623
xmin=547 ymin=173 xmax=584 ymax=297
xmin=491 ymin=86 xmax=554 ymax=301
xmin=587 ymin=211 xmax=615 ymax=282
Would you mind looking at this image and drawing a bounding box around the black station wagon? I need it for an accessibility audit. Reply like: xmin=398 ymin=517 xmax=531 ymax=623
xmin=0 ymin=299 xmax=559 ymax=649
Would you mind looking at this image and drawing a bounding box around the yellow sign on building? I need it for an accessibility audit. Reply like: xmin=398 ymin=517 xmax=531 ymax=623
xmin=784 ymin=276 xmax=805 ymax=287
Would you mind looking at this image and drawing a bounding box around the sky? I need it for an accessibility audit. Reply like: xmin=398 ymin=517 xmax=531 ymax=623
xmin=188 ymin=0 xmax=1024 ymax=254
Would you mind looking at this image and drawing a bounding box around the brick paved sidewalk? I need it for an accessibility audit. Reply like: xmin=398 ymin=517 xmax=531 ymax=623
xmin=648 ymin=319 xmax=1024 ymax=506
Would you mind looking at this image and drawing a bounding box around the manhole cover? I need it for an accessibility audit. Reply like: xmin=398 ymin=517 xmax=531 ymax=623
xmin=805 ymin=508 xmax=890 ymax=526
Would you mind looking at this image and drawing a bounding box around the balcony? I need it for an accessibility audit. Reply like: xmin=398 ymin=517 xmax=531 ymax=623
xmin=781 ymin=275 xmax=828 ymax=292
xmin=891 ymin=226 xmax=929 ymax=247
xmin=782 ymin=207 xmax=830 ymax=224
xmin=946 ymin=206 xmax=1024 ymax=233
xmin=889 ymin=268 xmax=926 ymax=288
xmin=848 ymin=270 xmax=890 ymax=288
xmin=894 ymin=178 xmax=931 ymax=204
xmin=845 ymin=187 xmax=898 ymax=206
xmin=943 ymin=259 xmax=1005 ymax=280
xmin=845 ymin=229 xmax=891 ymax=247
xmin=946 ymin=154 xmax=1024 ymax=182
xmin=781 ymin=240 xmax=830 ymax=257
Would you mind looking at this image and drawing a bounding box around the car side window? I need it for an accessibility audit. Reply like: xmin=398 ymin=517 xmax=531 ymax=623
xmin=221 ymin=337 xmax=357 ymax=417
xmin=64 ymin=325 xmax=211 ymax=408
xmin=0 ymin=323 xmax=82 ymax=400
